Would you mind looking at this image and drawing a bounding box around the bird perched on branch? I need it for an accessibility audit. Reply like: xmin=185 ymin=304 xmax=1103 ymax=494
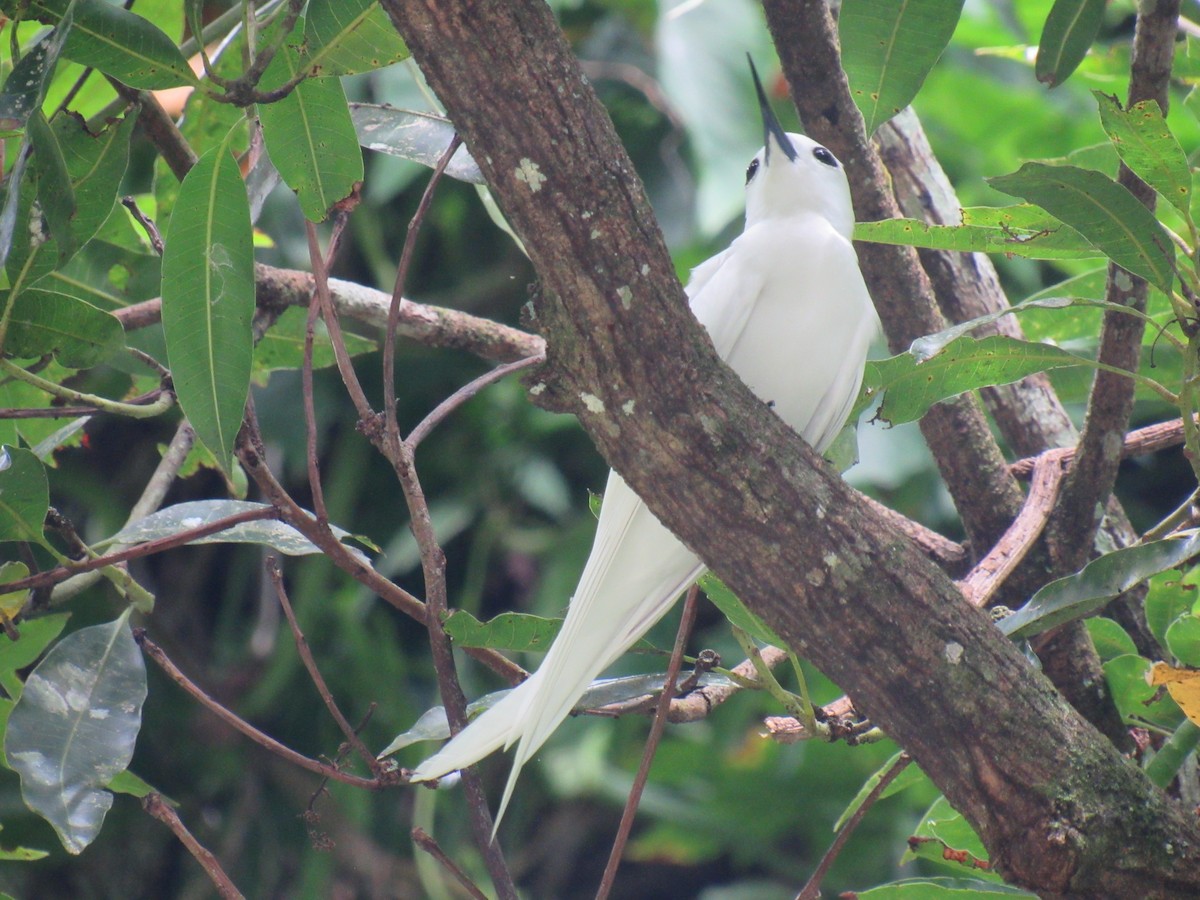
xmin=412 ymin=60 xmax=880 ymax=828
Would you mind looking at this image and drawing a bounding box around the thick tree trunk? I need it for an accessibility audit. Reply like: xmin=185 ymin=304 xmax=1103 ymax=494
xmin=380 ymin=0 xmax=1200 ymax=894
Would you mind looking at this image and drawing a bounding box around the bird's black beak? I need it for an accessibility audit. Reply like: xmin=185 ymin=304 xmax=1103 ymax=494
xmin=748 ymin=56 xmax=798 ymax=165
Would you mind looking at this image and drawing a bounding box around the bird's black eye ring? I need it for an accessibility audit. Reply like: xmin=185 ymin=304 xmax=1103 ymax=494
xmin=745 ymin=158 xmax=760 ymax=184
xmin=812 ymin=146 xmax=837 ymax=167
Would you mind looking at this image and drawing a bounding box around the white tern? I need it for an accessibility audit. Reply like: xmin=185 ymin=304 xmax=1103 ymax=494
xmin=411 ymin=62 xmax=880 ymax=828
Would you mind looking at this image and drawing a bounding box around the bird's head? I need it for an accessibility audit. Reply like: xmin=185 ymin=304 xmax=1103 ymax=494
xmin=744 ymin=60 xmax=855 ymax=239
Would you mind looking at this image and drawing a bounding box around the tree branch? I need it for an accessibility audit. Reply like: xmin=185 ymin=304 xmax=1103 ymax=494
xmin=380 ymin=0 xmax=1200 ymax=893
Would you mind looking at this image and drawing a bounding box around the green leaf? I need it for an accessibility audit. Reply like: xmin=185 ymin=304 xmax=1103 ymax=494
xmin=1166 ymin=615 xmax=1200 ymax=667
xmin=1145 ymin=569 xmax=1197 ymax=653
xmin=1036 ymin=0 xmax=1106 ymax=88
xmin=1085 ymin=617 xmax=1137 ymax=662
xmin=106 ymin=500 xmax=367 ymax=561
xmin=302 ymin=0 xmax=409 ymax=77
xmin=0 ymin=446 xmax=48 ymax=546
xmin=854 ymin=208 xmax=1099 ymax=260
xmin=862 ymin=334 xmax=1096 ymax=427
xmin=4 ymin=289 xmax=124 ymax=367
xmin=0 ymin=561 xmax=30 ymax=621
xmin=834 ymin=751 xmax=929 ymax=831
xmin=442 ymin=609 xmax=567 ymax=653
xmin=855 ymin=878 xmax=1036 ymax=897
xmin=0 ymin=13 xmax=73 ymax=132
xmin=988 ymin=162 xmax=1175 ymax=293
xmin=1104 ymin=653 xmax=1183 ymax=729
xmin=0 ymin=613 xmax=70 ymax=701
xmin=160 ymin=130 xmax=255 ymax=473
xmin=29 ymin=0 xmax=196 ymax=89
xmin=902 ymin=796 xmax=1001 ymax=881
xmin=839 ymin=0 xmax=966 ymax=135
xmin=698 ymin=573 xmax=786 ymax=648
xmin=253 ymin=307 xmax=376 ymax=381
xmin=1094 ymin=92 xmax=1192 ymax=218
xmin=258 ymin=33 xmax=364 ymax=223
xmin=105 ymin=768 xmax=158 ymax=798
xmin=46 ymin=239 xmax=161 ymax=312
xmin=27 ymin=111 xmax=76 ymax=263
xmin=349 ymin=105 xmax=484 ymax=183
xmin=4 ymin=608 xmax=147 ymax=854
xmin=1000 ymin=532 xmax=1200 ymax=640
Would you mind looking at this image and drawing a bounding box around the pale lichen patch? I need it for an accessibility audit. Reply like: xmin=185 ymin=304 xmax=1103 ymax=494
xmin=944 ymin=641 xmax=964 ymax=664
xmin=617 ymin=285 xmax=633 ymax=309
xmin=529 ymin=382 xmax=546 ymax=396
xmin=621 ymin=399 xmax=636 ymax=415
xmin=581 ymin=392 xmax=605 ymax=413
xmin=514 ymin=158 xmax=546 ymax=192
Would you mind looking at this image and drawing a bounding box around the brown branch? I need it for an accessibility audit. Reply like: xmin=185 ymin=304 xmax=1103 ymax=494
xmin=377 ymin=0 xmax=1200 ymax=892
xmin=597 ymin=586 xmax=699 ymax=899
xmin=143 ymin=793 xmax=245 ymax=900
xmin=1046 ymin=0 xmax=1181 ymax=576
xmin=267 ymin=558 xmax=383 ymax=776
xmin=959 ymin=453 xmax=1069 ymax=609
xmin=137 ymin=631 xmax=392 ymax=790
xmin=411 ymin=828 xmax=489 ymax=900
xmin=0 ymin=506 xmax=277 ymax=596
xmin=796 ymin=753 xmax=912 ymax=900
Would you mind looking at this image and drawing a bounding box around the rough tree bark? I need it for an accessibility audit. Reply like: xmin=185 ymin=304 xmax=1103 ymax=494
xmin=380 ymin=0 xmax=1200 ymax=895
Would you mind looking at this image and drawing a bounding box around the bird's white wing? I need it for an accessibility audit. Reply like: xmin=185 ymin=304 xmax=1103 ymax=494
xmin=412 ymin=468 xmax=704 ymax=827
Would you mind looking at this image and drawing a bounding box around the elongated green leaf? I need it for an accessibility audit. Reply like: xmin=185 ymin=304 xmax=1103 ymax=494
xmin=1094 ymin=92 xmax=1192 ymax=218
xmin=107 ymin=500 xmax=366 ymax=561
xmin=259 ymin=35 xmax=363 ymax=222
xmin=4 ymin=289 xmax=124 ymax=367
xmin=854 ymin=878 xmax=1032 ymax=897
xmin=699 ymin=573 xmax=785 ymax=647
xmin=834 ymin=751 xmax=928 ymax=832
xmin=988 ymin=163 xmax=1175 ymax=293
xmin=1036 ymin=0 xmax=1105 ymax=88
xmin=160 ymin=134 xmax=255 ymax=473
xmin=442 ymin=610 xmax=566 ymax=652
xmin=1104 ymin=653 xmax=1183 ymax=730
xmin=0 ymin=10 xmax=74 ymax=272
xmin=863 ymin=335 xmax=1096 ymax=426
xmin=4 ymin=608 xmax=146 ymax=854
xmin=1165 ymin=615 xmax=1200 ymax=667
xmin=28 ymin=0 xmax=196 ymax=89
xmin=839 ymin=0 xmax=965 ymax=135
xmin=854 ymin=211 xmax=1098 ymax=260
xmin=27 ymin=111 xmax=76 ymax=263
xmin=349 ymin=105 xmax=484 ymax=183
xmin=303 ymin=0 xmax=409 ymax=77
xmin=1000 ymin=531 xmax=1200 ymax=639
xmin=0 ymin=447 xmax=48 ymax=545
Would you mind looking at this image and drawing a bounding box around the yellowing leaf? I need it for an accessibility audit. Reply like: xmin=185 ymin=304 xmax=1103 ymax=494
xmin=1149 ymin=662 xmax=1200 ymax=725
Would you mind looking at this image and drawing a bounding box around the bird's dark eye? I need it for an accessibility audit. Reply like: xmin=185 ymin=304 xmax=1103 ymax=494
xmin=812 ymin=146 xmax=837 ymax=167
xmin=745 ymin=158 xmax=760 ymax=184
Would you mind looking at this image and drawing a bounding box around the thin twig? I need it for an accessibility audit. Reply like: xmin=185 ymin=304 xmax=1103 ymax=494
xmin=266 ymin=557 xmax=382 ymax=775
xmin=0 ymin=506 xmax=277 ymax=596
xmin=385 ymin=134 xmax=464 ymax=446
xmin=596 ymin=585 xmax=700 ymax=900
xmin=411 ymin=827 xmax=489 ymax=900
xmin=144 ymin=793 xmax=245 ymax=900
xmin=301 ymin=215 xmax=352 ymax=523
xmin=407 ymin=353 xmax=545 ymax=448
xmin=795 ymin=753 xmax=912 ymax=900
xmin=121 ymin=195 xmax=164 ymax=254
xmin=958 ymin=452 xmax=1069 ymax=608
xmin=136 ymin=631 xmax=392 ymax=791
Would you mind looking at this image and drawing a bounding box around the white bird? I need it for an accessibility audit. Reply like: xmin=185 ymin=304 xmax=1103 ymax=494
xmin=412 ymin=62 xmax=880 ymax=828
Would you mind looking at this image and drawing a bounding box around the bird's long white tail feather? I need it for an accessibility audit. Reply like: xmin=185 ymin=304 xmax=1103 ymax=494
xmin=411 ymin=470 xmax=704 ymax=827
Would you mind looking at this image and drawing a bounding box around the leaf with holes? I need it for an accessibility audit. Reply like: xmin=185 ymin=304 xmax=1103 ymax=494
xmin=988 ymin=163 xmax=1175 ymax=293
xmin=1094 ymin=92 xmax=1192 ymax=218
xmin=839 ymin=0 xmax=965 ymax=135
